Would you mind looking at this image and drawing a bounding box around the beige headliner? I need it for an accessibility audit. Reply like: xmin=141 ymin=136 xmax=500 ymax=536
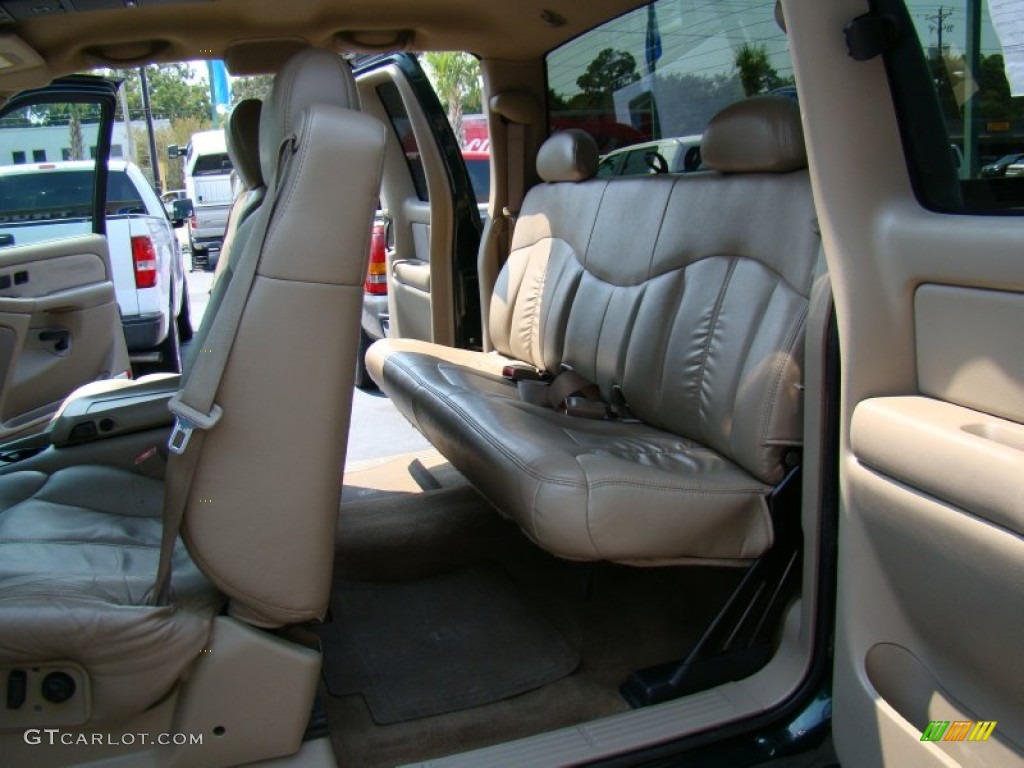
xmin=1 ymin=0 xmax=648 ymax=83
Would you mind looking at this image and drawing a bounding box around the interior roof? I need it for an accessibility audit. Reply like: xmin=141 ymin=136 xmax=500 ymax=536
xmin=3 ymin=0 xmax=650 ymax=77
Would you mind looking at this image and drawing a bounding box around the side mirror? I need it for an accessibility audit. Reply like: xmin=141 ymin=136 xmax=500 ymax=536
xmin=171 ymin=197 xmax=194 ymax=228
xmin=167 ymin=144 xmax=182 ymax=159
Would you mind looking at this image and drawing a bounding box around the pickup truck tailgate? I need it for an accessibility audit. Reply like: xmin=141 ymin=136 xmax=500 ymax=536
xmin=194 ymin=177 xmax=233 ymax=205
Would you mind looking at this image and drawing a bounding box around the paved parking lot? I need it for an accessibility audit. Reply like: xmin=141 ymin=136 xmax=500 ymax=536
xmin=184 ymin=266 xmax=429 ymax=464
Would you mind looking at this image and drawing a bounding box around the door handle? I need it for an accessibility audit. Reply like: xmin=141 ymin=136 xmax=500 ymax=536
xmin=39 ymin=329 xmax=70 ymax=353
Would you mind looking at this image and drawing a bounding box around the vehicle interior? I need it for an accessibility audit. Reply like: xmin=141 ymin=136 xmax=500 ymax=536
xmin=0 ymin=1 xmax=1021 ymax=767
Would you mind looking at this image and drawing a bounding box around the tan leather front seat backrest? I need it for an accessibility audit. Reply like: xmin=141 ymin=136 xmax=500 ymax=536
xmin=181 ymin=49 xmax=386 ymax=627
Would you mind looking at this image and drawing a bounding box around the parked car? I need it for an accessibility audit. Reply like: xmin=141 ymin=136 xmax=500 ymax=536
xmin=0 ymin=160 xmax=191 ymax=372
xmin=356 ymin=150 xmax=489 ymax=388
xmin=597 ymin=135 xmax=704 ymax=177
xmin=356 ymin=218 xmax=387 ymax=388
xmin=979 ymin=152 xmax=1024 ymax=177
xmin=160 ymin=188 xmax=187 ymax=216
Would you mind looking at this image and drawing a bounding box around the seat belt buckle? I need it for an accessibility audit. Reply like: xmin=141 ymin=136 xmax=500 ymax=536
xmin=167 ymin=394 xmax=223 ymax=455
xmin=502 ymin=364 xmax=549 ymax=383
xmin=168 ymin=418 xmax=197 ymax=455
xmin=562 ymin=396 xmax=608 ymax=420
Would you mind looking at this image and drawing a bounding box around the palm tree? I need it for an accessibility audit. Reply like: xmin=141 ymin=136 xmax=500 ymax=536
xmin=735 ymin=43 xmax=781 ymax=97
xmin=68 ymin=105 xmax=85 ymax=161
xmin=423 ymin=52 xmax=480 ymax=146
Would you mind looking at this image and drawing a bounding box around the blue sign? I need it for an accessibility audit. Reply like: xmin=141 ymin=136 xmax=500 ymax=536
xmin=206 ymin=60 xmax=233 ymax=126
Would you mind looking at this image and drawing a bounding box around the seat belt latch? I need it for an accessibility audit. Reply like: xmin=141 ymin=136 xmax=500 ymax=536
xmin=502 ymin=364 xmax=549 ymax=383
xmin=167 ymin=395 xmax=223 ymax=455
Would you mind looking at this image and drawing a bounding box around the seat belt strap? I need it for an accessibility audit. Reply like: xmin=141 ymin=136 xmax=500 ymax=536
xmin=149 ymin=134 xmax=296 ymax=606
xmin=515 ymin=369 xmax=600 ymax=410
xmin=503 ymin=120 xmax=526 ymax=227
xmin=516 ymin=369 xmax=640 ymax=422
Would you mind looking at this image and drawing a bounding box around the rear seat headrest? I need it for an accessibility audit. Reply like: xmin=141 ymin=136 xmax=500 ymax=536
xmin=702 ymin=95 xmax=806 ymax=174
xmin=537 ymin=130 xmax=599 ymax=183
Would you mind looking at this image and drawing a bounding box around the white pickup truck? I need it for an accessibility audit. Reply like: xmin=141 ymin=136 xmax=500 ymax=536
xmin=0 ymin=160 xmax=192 ymax=371
xmin=179 ymin=130 xmax=234 ymax=271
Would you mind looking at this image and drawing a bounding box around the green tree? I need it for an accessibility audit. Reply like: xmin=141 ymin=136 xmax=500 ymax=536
xmin=575 ymin=48 xmax=640 ymax=107
xmin=105 ymin=64 xmax=211 ymax=122
xmin=734 ymin=43 xmax=787 ymax=96
xmin=231 ymin=74 xmax=274 ymax=105
xmin=423 ymin=52 xmax=481 ymax=145
xmin=132 ymin=115 xmax=212 ymax=190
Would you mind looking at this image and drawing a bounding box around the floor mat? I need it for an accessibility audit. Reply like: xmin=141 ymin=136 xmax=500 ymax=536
xmin=318 ymin=564 xmax=580 ymax=725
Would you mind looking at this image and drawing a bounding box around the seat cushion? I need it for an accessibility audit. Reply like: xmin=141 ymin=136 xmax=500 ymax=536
xmin=371 ymin=344 xmax=774 ymax=565
xmin=0 ymin=465 xmax=222 ymax=723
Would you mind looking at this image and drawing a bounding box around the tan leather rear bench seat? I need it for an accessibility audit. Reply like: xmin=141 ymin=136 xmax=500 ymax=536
xmin=368 ymin=96 xmax=819 ymax=566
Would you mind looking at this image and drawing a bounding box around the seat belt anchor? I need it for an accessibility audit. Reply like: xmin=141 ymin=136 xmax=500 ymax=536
xmin=167 ymin=395 xmax=223 ymax=455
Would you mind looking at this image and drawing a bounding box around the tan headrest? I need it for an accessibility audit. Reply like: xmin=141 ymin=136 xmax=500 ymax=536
xmin=702 ymin=96 xmax=806 ymax=174
xmin=259 ymin=48 xmax=360 ymax=183
xmin=226 ymin=99 xmax=263 ymax=191
xmin=536 ymin=130 xmax=599 ymax=183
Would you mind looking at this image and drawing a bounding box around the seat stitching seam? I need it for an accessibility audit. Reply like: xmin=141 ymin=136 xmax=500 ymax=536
xmin=760 ymin=302 xmax=809 ymax=446
xmin=577 ymin=455 xmax=602 ymax=558
xmin=27 ymin=498 xmax=161 ymax=520
xmin=0 ymin=540 xmax=159 ymax=550
xmin=645 ymin=180 xmax=675 ymax=280
xmin=696 ymin=258 xmax=738 ymax=426
xmin=581 ymin=182 xmax=610 ymax=266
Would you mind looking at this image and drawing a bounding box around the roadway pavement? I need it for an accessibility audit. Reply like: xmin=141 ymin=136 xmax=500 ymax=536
xmin=184 ymin=267 xmax=430 ymax=464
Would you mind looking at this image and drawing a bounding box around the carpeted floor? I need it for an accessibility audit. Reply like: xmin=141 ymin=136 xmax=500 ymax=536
xmin=341 ymin=450 xmax=467 ymax=504
xmin=323 ymin=485 xmax=744 ymax=767
xmin=319 ymin=564 xmax=580 ymax=724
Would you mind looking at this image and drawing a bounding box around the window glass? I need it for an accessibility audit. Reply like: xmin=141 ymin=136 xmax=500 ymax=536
xmin=0 ymin=169 xmax=145 ymax=224
xmin=897 ymin=0 xmax=1024 ymax=212
xmin=0 ymin=101 xmax=105 ymax=237
xmin=546 ymin=0 xmax=792 ymax=167
xmin=621 ymin=148 xmax=657 ymax=175
xmin=463 ymin=154 xmax=490 ymax=202
xmin=377 ymin=80 xmax=430 ymax=201
xmin=192 ymin=151 xmax=232 ymax=176
xmin=420 ymin=52 xmax=491 ymax=204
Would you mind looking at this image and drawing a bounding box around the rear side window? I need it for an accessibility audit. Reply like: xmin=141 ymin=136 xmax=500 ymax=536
xmin=377 ymin=80 xmax=430 ymax=201
xmin=546 ymin=0 xmax=793 ymax=168
xmin=879 ymin=0 xmax=1024 ymax=213
xmin=106 ymin=171 xmax=147 ymax=215
xmin=192 ymin=152 xmax=233 ymax=176
xmin=0 ymin=169 xmax=145 ymax=223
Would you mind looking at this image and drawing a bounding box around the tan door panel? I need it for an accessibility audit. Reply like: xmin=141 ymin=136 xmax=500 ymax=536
xmin=785 ymin=0 xmax=1024 ymax=765
xmin=356 ymin=64 xmax=456 ymax=346
xmin=0 ymin=235 xmax=129 ymax=439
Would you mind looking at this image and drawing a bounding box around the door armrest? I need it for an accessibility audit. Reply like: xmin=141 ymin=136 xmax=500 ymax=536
xmin=49 ymin=374 xmax=180 ymax=447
